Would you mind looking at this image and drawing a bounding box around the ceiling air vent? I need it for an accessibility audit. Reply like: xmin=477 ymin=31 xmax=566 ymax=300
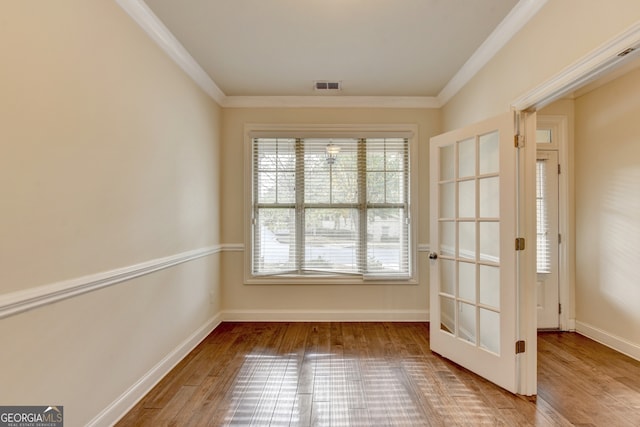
xmin=314 ymin=81 xmax=342 ymax=91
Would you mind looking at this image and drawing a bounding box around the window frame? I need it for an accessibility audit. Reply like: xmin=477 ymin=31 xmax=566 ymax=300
xmin=244 ymin=124 xmax=419 ymax=285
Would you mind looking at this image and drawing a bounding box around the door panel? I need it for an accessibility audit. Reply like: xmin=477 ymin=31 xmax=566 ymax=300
xmin=429 ymin=112 xmax=518 ymax=393
xmin=536 ymin=151 xmax=560 ymax=329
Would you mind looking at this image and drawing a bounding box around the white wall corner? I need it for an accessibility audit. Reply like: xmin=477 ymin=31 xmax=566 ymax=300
xmin=88 ymin=312 xmax=224 ymax=427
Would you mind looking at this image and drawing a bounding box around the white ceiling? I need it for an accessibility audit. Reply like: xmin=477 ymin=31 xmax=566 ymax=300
xmin=123 ymin=0 xmax=547 ymax=106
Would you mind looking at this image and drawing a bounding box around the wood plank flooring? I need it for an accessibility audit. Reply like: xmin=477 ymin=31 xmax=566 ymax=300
xmin=116 ymin=323 xmax=640 ymax=426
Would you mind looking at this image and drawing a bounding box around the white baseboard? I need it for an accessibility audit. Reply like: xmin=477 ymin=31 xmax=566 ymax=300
xmin=575 ymin=320 xmax=640 ymax=362
xmin=222 ymin=309 xmax=429 ymax=322
xmin=88 ymin=312 xmax=223 ymax=427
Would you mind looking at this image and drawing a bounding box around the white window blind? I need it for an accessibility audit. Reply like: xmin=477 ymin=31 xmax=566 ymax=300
xmin=536 ymin=159 xmax=551 ymax=274
xmin=252 ymin=137 xmax=411 ymax=279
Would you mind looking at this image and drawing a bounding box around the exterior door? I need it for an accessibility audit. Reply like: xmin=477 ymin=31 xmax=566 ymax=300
xmin=536 ymin=151 xmax=560 ymax=329
xmin=429 ymin=112 xmax=519 ymax=393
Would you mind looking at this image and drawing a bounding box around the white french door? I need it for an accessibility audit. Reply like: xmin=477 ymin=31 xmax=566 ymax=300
xmin=429 ymin=112 xmax=520 ymax=393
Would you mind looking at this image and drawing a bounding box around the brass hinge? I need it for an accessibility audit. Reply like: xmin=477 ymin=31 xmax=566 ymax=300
xmin=516 ymin=340 xmax=526 ymax=354
xmin=559 ymin=303 xmax=562 ymax=314
xmin=514 ymin=134 xmax=524 ymax=148
xmin=558 ymin=164 xmax=561 ymax=174
xmin=515 ymin=237 xmax=526 ymax=251
xmin=558 ymin=233 xmax=562 ymax=244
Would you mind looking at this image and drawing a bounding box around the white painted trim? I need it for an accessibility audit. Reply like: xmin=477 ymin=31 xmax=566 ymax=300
xmin=114 ymin=0 xmax=226 ymax=104
xmin=221 ymin=243 xmax=245 ymax=252
xmin=245 ymin=123 xmax=417 ymax=139
xmin=89 ymin=313 xmax=223 ymax=427
xmin=219 ymin=243 xmax=433 ymax=254
xmin=0 ymin=245 xmax=222 ymax=320
xmin=512 ymin=21 xmax=640 ymax=110
xmin=222 ymin=96 xmax=440 ymax=109
xmin=438 ymin=0 xmax=548 ymax=105
xmin=222 ymin=310 xmax=428 ymax=322
xmin=576 ymin=321 xmax=640 ymax=362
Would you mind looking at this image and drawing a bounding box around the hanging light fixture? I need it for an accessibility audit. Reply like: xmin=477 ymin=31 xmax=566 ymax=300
xmin=325 ymin=141 xmax=340 ymax=165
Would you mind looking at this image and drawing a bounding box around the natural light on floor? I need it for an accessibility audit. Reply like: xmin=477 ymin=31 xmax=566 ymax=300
xmin=222 ymin=352 xmax=495 ymax=425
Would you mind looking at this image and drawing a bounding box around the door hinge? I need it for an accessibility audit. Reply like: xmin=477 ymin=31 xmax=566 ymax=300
xmin=514 ymin=134 xmax=524 ymax=148
xmin=516 ymin=340 xmax=526 ymax=354
xmin=559 ymin=303 xmax=562 ymax=314
xmin=558 ymin=164 xmax=561 ymax=174
xmin=515 ymin=237 xmax=526 ymax=251
xmin=558 ymin=233 xmax=562 ymax=244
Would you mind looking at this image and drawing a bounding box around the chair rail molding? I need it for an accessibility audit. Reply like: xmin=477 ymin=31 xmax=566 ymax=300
xmin=0 ymin=245 xmax=223 ymax=320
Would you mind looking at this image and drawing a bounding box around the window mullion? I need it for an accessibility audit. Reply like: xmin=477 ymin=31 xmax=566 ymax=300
xmin=295 ymin=138 xmax=304 ymax=274
xmin=358 ymin=138 xmax=367 ymax=275
xmin=403 ymin=137 xmax=410 ymax=273
xmin=252 ymin=138 xmax=259 ymax=274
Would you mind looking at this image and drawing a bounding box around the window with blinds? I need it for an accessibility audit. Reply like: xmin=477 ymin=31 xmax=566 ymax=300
xmin=252 ymin=137 xmax=411 ymax=279
xmin=536 ymin=159 xmax=551 ymax=274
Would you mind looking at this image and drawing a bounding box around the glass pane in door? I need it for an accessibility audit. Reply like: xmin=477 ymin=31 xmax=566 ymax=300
xmin=440 ymin=144 xmax=455 ymax=180
xmin=479 ymin=308 xmax=500 ymax=354
xmin=479 ymin=131 xmax=499 ymax=175
xmin=440 ymin=221 xmax=455 ymax=257
xmin=441 ymin=296 xmax=455 ymax=334
xmin=458 ymin=138 xmax=476 ymax=178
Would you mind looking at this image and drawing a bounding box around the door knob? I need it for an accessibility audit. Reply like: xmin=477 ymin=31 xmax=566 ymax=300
xmin=429 ymin=252 xmax=438 ymax=260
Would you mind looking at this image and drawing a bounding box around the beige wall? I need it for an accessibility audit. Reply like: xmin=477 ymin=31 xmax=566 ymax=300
xmin=220 ymin=108 xmax=440 ymax=317
xmin=0 ymin=1 xmax=222 ymax=425
xmin=574 ymin=67 xmax=640 ymax=346
xmin=442 ymin=0 xmax=640 ymax=131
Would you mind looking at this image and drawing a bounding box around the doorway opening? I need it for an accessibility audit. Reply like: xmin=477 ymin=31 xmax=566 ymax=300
xmin=535 ymin=116 xmax=569 ymax=331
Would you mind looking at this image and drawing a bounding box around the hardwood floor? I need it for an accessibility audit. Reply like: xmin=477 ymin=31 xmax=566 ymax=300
xmin=116 ymin=323 xmax=640 ymax=426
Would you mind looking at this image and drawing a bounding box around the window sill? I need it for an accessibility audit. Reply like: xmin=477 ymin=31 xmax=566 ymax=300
xmin=244 ymin=275 xmax=418 ymax=286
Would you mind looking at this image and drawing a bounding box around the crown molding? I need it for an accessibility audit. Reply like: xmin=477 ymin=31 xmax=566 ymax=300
xmin=437 ymin=0 xmax=548 ymax=106
xmin=115 ymin=0 xmax=226 ymax=104
xmin=221 ymin=95 xmax=440 ymax=109
xmin=117 ymin=0 xmax=545 ymax=109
